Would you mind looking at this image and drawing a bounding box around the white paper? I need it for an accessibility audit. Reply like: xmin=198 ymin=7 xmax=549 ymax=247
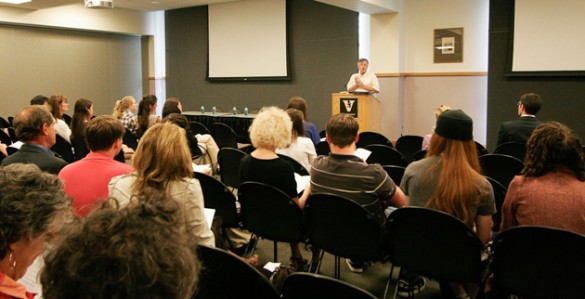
xmin=294 ymin=173 xmax=310 ymax=194
xmin=355 ymin=148 xmax=371 ymax=161
xmin=204 ymin=208 xmax=215 ymax=229
xmin=263 ymin=262 xmax=281 ymax=272
xmin=193 ymin=163 xmax=211 ymax=174
xmin=9 ymin=141 xmax=23 ymax=150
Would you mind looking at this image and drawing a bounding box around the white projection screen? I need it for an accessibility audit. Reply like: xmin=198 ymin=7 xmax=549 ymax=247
xmin=208 ymin=0 xmax=289 ymax=81
xmin=513 ymin=0 xmax=585 ymax=72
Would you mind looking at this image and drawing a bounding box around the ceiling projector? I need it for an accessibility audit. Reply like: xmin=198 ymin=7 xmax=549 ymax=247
xmin=85 ymin=0 xmax=114 ymax=8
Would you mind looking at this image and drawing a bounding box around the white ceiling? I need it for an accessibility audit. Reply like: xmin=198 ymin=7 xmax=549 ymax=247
xmin=0 ymin=0 xmax=236 ymax=12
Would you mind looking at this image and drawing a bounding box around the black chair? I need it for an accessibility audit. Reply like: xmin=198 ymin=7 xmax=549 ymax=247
xmin=385 ymin=207 xmax=486 ymax=298
xmin=190 ymin=121 xmax=212 ymax=135
xmin=492 ymin=226 xmax=585 ymax=299
xmin=0 ymin=117 xmax=10 ymax=128
xmin=122 ymin=128 xmax=138 ymax=150
xmin=315 ymin=141 xmax=330 ymax=156
xmin=395 ymin=135 xmax=424 ymax=163
xmin=319 ymin=130 xmax=326 ymax=138
xmin=72 ymin=137 xmax=89 ymax=161
xmin=282 ymin=272 xmax=377 ymax=299
xmin=212 ymin=122 xmax=238 ymax=149
xmin=382 ymin=165 xmax=405 ymax=185
xmin=278 ymin=154 xmax=310 ymax=176
xmin=0 ymin=129 xmax=12 ymax=145
xmin=365 ymin=144 xmax=408 ymax=167
xmin=51 ymin=135 xmax=75 ymax=163
xmin=479 ymin=154 xmax=524 ymax=189
xmin=62 ymin=113 xmax=72 ymax=126
xmin=7 ymin=127 xmax=18 ymax=143
xmin=357 ymin=131 xmax=393 ymax=148
xmin=493 ymin=142 xmax=526 ymax=162
xmin=305 ymin=193 xmax=388 ymax=279
xmin=238 ymin=182 xmax=305 ymax=262
xmin=239 ymin=144 xmax=255 ymax=154
xmin=7 ymin=116 xmax=13 ymax=127
xmin=411 ymin=149 xmax=427 ymax=162
xmin=194 ymin=245 xmax=279 ymax=299
xmin=475 ymin=141 xmax=489 ymax=156
xmin=217 ymin=147 xmax=247 ymax=190
xmin=485 ymin=177 xmax=506 ymax=233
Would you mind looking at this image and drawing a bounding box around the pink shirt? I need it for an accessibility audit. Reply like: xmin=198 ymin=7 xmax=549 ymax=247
xmin=59 ymin=152 xmax=134 ymax=217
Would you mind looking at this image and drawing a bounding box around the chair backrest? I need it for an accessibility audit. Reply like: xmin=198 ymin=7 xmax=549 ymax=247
xmin=319 ymin=129 xmax=326 ymax=138
xmin=212 ymin=122 xmax=238 ymax=149
xmin=0 ymin=116 xmax=10 ymax=128
xmin=72 ymin=137 xmax=89 ymax=161
xmin=386 ymin=207 xmax=485 ymax=283
xmin=7 ymin=127 xmax=18 ymax=143
xmin=62 ymin=113 xmax=72 ymax=126
xmin=190 ymin=121 xmax=211 ymax=135
xmin=492 ymin=226 xmax=585 ymax=298
xmin=382 ymin=165 xmax=405 ymax=185
xmin=194 ymin=172 xmax=238 ymax=227
xmin=51 ymin=134 xmax=75 ymax=163
xmin=357 ymin=131 xmax=393 ymax=148
xmin=485 ymin=177 xmax=507 ymax=232
xmin=412 ymin=149 xmax=427 ymax=162
xmin=122 ymin=128 xmax=138 ymax=150
xmin=315 ymin=141 xmax=330 ymax=156
xmin=475 ymin=141 xmax=489 ymax=156
xmin=479 ymin=154 xmax=524 ymax=189
xmin=238 ymin=182 xmax=304 ymax=243
xmin=194 ymin=245 xmax=279 ymax=299
xmin=281 ymin=273 xmax=377 ymax=299
xmin=278 ymin=154 xmax=310 ymax=176
xmin=217 ymin=147 xmax=247 ymax=189
xmin=0 ymin=129 xmax=12 ymax=145
xmin=305 ymin=193 xmax=388 ymax=261
xmin=395 ymin=135 xmax=424 ymax=162
xmin=365 ymin=144 xmax=408 ymax=167
xmin=493 ymin=142 xmax=526 ymax=162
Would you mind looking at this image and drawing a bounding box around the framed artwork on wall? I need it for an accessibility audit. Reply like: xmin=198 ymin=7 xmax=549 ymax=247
xmin=434 ymin=28 xmax=464 ymax=63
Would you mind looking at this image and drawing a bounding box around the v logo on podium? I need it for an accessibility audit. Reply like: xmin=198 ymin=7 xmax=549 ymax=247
xmin=340 ymin=98 xmax=358 ymax=117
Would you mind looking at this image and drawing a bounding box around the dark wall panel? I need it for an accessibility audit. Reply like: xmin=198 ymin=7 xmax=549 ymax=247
xmin=165 ymin=0 xmax=358 ymax=130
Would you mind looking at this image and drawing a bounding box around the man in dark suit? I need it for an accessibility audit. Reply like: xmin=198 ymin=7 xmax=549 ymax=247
xmin=1 ymin=105 xmax=67 ymax=174
xmin=496 ymin=93 xmax=543 ymax=146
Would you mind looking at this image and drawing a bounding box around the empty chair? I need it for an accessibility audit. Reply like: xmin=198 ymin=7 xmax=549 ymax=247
xmin=278 ymin=154 xmax=310 ymax=176
xmin=395 ymin=135 xmax=424 ymax=162
xmin=486 ymin=177 xmax=507 ymax=233
xmin=190 ymin=121 xmax=211 ymax=135
xmin=51 ymin=134 xmax=75 ymax=163
xmin=383 ymin=165 xmax=406 ymax=185
xmin=238 ymin=182 xmax=305 ymax=262
xmin=122 ymin=128 xmax=138 ymax=150
xmin=411 ymin=149 xmax=427 ymax=162
xmin=315 ymin=141 xmax=330 ymax=156
xmin=357 ymin=131 xmax=393 ymax=148
xmin=365 ymin=144 xmax=408 ymax=167
xmin=194 ymin=245 xmax=279 ymax=299
xmin=212 ymin=122 xmax=238 ymax=149
xmin=217 ymin=147 xmax=247 ymax=190
xmin=475 ymin=141 xmax=489 ymax=157
xmin=385 ymin=207 xmax=487 ymax=299
xmin=305 ymin=193 xmax=389 ymax=279
xmin=493 ymin=142 xmax=527 ymax=161
xmin=492 ymin=226 xmax=585 ymax=299
xmin=282 ymin=272 xmax=377 ymax=299
xmin=479 ymin=154 xmax=524 ymax=189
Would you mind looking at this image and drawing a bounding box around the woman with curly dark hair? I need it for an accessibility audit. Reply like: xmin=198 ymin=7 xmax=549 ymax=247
xmin=501 ymin=121 xmax=585 ymax=234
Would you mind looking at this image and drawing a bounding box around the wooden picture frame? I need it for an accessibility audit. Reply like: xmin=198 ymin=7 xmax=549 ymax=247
xmin=434 ymin=28 xmax=463 ymax=63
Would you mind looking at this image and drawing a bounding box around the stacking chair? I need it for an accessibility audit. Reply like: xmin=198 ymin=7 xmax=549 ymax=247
xmin=395 ymin=135 xmax=423 ymax=163
xmin=493 ymin=142 xmax=526 ymax=162
xmin=62 ymin=113 xmax=72 ymax=126
xmin=0 ymin=129 xmax=12 ymax=145
xmin=217 ymin=147 xmax=247 ymax=190
xmin=51 ymin=135 xmax=75 ymax=163
xmin=190 ymin=121 xmax=211 ymax=135
xmin=304 ymin=193 xmax=388 ymax=279
xmin=238 ymin=182 xmax=305 ymax=262
xmin=365 ymin=144 xmax=408 ymax=167
xmin=411 ymin=150 xmax=427 ymax=162
xmin=282 ymin=272 xmax=377 ymax=299
xmin=492 ymin=226 xmax=585 ymax=299
xmin=7 ymin=127 xmax=18 ymax=143
xmin=194 ymin=245 xmax=279 ymax=299
xmin=0 ymin=116 xmax=10 ymax=128
xmin=385 ymin=207 xmax=486 ymax=298
xmin=72 ymin=137 xmax=89 ymax=161
xmin=382 ymin=165 xmax=406 ymax=185
xmin=475 ymin=141 xmax=489 ymax=157
xmin=486 ymin=177 xmax=507 ymax=233
xmin=122 ymin=128 xmax=138 ymax=150
xmin=319 ymin=130 xmax=326 ymax=138
xmin=278 ymin=154 xmax=310 ymax=176
xmin=315 ymin=141 xmax=330 ymax=156
xmin=212 ymin=122 xmax=238 ymax=149
xmin=479 ymin=154 xmax=524 ymax=189
xmin=357 ymin=131 xmax=393 ymax=148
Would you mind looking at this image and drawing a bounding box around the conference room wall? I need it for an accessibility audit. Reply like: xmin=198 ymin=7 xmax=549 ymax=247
xmin=487 ymin=0 xmax=585 ymax=150
xmin=165 ymin=0 xmax=358 ymax=132
xmin=0 ymin=25 xmax=144 ymax=117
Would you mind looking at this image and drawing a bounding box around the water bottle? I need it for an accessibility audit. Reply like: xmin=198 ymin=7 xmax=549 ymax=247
xmin=200 ymin=105 xmax=205 ymax=114
xmin=244 ymin=107 xmax=249 ymax=115
xmin=232 ymin=106 xmax=237 ymax=115
xmin=212 ymin=106 xmax=216 ymax=115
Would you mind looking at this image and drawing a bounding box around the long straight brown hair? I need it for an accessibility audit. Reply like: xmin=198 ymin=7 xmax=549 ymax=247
xmin=425 ymin=134 xmax=483 ymax=227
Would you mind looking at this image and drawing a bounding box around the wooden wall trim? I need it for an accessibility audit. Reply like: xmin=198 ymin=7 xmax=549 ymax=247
xmin=377 ymin=72 xmax=487 ymax=78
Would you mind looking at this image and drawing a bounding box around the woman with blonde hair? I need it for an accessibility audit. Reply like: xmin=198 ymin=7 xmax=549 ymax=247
xmin=108 ymin=122 xmax=215 ymax=247
xmin=48 ymin=94 xmax=72 ymax=143
xmin=276 ymin=108 xmax=317 ymax=171
xmin=113 ymin=96 xmax=138 ymax=134
xmin=401 ymin=109 xmax=495 ymax=299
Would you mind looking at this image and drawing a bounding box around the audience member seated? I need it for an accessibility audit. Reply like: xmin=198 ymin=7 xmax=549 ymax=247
xmin=136 ymin=94 xmax=160 ymax=139
xmin=421 ymin=104 xmax=450 ymax=150
xmin=113 ymin=95 xmax=138 ymax=134
xmin=1 ymin=105 xmax=67 ymax=174
xmin=47 ymin=95 xmax=72 ymax=143
xmin=162 ymin=97 xmax=183 ymax=118
xmin=310 ymin=113 xmax=407 ymax=274
xmin=496 ymin=93 xmax=543 ymax=146
xmin=70 ymin=98 xmax=94 ymax=160
xmin=58 ymin=115 xmax=134 ymax=217
xmin=500 ymin=121 xmax=585 ymax=235
xmin=30 ymin=95 xmax=49 ymax=106
xmin=0 ymin=163 xmax=72 ymax=299
xmin=41 ymin=189 xmax=200 ymax=299
xmin=109 ymin=122 xmax=215 ymax=247
xmin=239 ymin=106 xmax=310 ymax=269
xmin=287 ymin=96 xmax=320 ymax=146
xmin=401 ymin=109 xmax=495 ymax=299
xmin=276 ymin=108 xmax=317 ymax=171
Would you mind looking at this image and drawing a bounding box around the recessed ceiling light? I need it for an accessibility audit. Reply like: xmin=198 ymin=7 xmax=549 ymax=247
xmin=0 ymin=0 xmax=32 ymax=4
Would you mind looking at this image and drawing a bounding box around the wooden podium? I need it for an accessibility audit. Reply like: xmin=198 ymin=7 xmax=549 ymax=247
xmin=331 ymin=93 xmax=381 ymax=133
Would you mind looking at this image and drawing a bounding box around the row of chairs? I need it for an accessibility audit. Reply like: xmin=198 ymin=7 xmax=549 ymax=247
xmin=190 ymin=121 xmax=251 ymax=149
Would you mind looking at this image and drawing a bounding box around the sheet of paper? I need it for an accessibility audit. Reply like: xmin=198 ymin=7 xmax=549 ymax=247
xmin=193 ymin=163 xmax=211 ymax=174
xmin=204 ymin=208 xmax=215 ymax=229
xmin=263 ymin=262 xmax=281 ymax=272
xmin=355 ymin=148 xmax=371 ymax=161
xmin=294 ymin=172 xmax=310 ymax=194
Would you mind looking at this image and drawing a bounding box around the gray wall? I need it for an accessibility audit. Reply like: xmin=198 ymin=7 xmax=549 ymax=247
xmin=165 ymin=0 xmax=358 ymax=131
xmin=0 ymin=24 xmax=143 ymax=117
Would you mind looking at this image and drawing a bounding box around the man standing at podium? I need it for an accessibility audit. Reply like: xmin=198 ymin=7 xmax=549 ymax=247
xmin=346 ymin=58 xmax=380 ymax=93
